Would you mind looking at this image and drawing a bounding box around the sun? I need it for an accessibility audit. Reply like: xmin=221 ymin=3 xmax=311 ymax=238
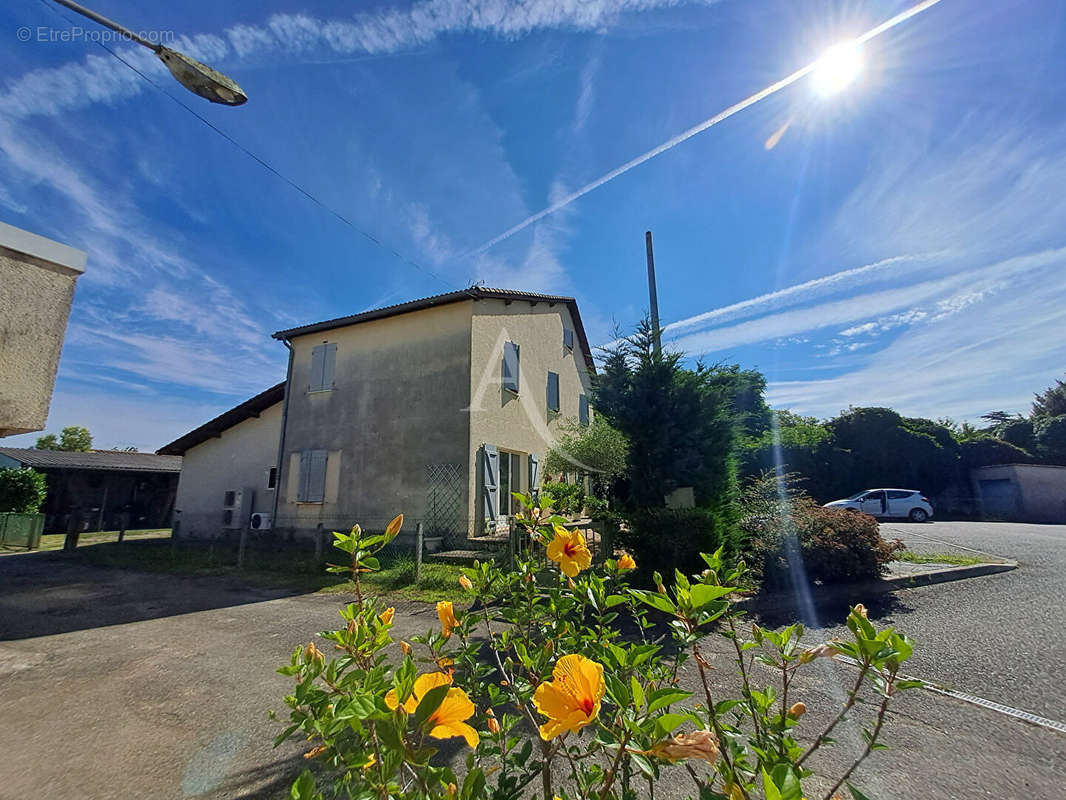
xmin=811 ymin=40 xmax=864 ymax=97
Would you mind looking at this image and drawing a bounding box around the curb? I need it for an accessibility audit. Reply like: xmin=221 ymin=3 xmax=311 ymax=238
xmin=733 ymin=559 xmax=1018 ymax=614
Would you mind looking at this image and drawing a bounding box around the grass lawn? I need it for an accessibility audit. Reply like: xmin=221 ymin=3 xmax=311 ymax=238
xmin=895 ymin=550 xmax=986 ymax=567
xmin=52 ymin=537 xmax=468 ymax=603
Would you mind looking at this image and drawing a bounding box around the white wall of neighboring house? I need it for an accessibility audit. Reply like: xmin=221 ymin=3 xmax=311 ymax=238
xmin=173 ymin=401 xmax=282 ymax=538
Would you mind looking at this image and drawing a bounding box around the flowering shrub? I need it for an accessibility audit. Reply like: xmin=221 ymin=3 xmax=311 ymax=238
xmin=275 ymin=495 xmax=921 ymax=800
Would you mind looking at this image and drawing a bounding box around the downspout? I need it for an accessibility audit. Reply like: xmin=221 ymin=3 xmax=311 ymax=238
xmin=271 ymin=339 xmax=295 ymax=526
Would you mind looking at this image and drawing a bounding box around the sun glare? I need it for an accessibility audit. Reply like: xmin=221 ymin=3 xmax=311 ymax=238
xmin=811 ymin=40 xmax=864 ymax=97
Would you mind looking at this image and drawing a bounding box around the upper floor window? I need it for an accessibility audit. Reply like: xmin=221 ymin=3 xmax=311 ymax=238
xmin=309 ymin=342 xmax=337 ymax=392
xmin=563 ymin=328 xmax=575 ymax=352
xmin=546 ymin=371 xmax=560 ymax=413
xmin=502 ymin=341 xmax=520 ymax=394
xmin=579 ymin=394 xmax=590 ymax=426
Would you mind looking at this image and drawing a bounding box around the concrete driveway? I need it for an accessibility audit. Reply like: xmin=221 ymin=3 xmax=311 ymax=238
xmin=1 ymin=525 xmax=1064 ymax=799
xmin=0 ymin=551 xmax=439 ymax=800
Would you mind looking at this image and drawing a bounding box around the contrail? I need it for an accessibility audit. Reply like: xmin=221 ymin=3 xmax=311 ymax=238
xmin=467 ymin=0 xmax=945 ymax=257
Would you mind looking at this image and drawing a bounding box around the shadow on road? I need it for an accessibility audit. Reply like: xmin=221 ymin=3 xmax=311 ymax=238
xmin=746 ymin=588 xmax=915 ymax=628
xmin=0 ymin=547 xmax=305 ymax=641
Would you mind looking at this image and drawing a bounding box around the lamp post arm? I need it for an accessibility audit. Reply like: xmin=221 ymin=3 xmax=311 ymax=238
xmin=51 ymin=0 xmax=162 ymax=51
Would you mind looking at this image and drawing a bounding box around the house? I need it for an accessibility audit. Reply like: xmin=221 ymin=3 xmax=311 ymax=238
xmin=159 ymin=288 xmax=595 ymax=545
xmin=971 ymin=463 xmax=1066 ymax=523
xmin=0 ymin=447 xmax=181 ymax=532
xmin=0 ymin=221 xmax=86 ymax=437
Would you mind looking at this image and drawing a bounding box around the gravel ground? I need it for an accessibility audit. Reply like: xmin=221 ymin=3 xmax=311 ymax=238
xmin=1 ymin=528 xmax=1064 ymax=800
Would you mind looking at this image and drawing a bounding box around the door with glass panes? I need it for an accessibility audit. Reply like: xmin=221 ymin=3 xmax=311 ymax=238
xmin=497 ymin=450 xmax=524 ymax=519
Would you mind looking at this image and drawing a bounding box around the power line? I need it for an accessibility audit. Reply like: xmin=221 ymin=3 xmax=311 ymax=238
xmin=37 ymin=0 xmax=457 ymax=290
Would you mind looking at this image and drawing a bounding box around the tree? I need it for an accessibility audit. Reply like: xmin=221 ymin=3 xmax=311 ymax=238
xmin=0 ymin=468 xmax=47 ymax=513
xmin=544 ymin=416 xmax=629 ymax=490
xmin=1034 ymin=415 xmax=1066 ymax=465
xmin=1032 ymin=375 xmax=1066 ymax=419
xmin=34 ymin=426 xmax=93 ymax=452
xmin=594 ymin=319 xmax=737 ymax=510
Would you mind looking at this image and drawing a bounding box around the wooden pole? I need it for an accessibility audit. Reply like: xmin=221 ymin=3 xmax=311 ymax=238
xmin=415 ymin=522 xmax=424 ymax=584
xmin=237 ymin=523 xmax=248 ymax=570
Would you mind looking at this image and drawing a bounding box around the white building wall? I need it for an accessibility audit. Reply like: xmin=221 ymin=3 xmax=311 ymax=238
xmin=173 ymin=401 xmax=282 ymax=538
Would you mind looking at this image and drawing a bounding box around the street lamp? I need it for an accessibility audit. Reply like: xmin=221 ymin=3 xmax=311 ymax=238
xmin=51 ymin=0 xmax=247 ymax=106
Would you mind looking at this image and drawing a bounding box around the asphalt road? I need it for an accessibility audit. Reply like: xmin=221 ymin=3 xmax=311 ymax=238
xmin=1 ymin=526 xmax=1064 ymax=800
xmin=759 ymin=520 xmax=1066 ymax=721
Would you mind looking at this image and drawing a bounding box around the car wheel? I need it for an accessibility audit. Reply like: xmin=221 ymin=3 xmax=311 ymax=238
xmin=908 ymin=508 xmax=928 ymax=523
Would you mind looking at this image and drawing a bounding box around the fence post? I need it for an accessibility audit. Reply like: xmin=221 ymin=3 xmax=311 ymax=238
xmin=415 ymin=522 xmax=424 ymax=584
xmin=237 ymin=524 xmax=248 ymax=570
xmin=117 ymin=511 xmax=129 ymax=543
xmin=63 ymin=514 xmax=80 ymax=552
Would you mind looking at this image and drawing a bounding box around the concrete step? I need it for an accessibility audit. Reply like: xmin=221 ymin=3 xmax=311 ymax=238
xmin=427 ymin=549 xmax=500 ymax=565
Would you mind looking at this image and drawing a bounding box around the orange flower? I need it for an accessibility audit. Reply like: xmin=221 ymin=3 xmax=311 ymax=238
xmin=533 ymin=654 xmax=605 ymax=740
xmin=458 ymin=574 xmax=473 ymax=591
xmin=385 ymin=514 xmax=404 ymax=537
xmin=546 ymin=525 xmax=592 ymax=578
xmin=646 ymin=730 xmax=719 ymax=764
xmin=437 ymin=601 xmax=459 ymax=638
xmin=486 ymin=708 xmax=501 ymax=734
xmin=617 ymin=552 xmax=636 ymax=571
xmin=853 ymin=603 xmax=868 ymax=619
xmin=788 ymin=702 xmax=807 ymax=718
xmin=385 ymin=672 xmax=479 ymax=747
xmin=400 ymin=641 xmax=412 ymax=656
xmin=379 ymin=607 xmax=395 ymax=625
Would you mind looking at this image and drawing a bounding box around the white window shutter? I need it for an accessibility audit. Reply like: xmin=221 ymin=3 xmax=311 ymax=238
xmin=310 ymin=345 xmax=326 ymax=391
xmin=482 ymin=444 xmax=499 ymax=521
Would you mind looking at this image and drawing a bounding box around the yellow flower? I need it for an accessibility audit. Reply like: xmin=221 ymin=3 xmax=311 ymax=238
xmin=788 ymin=702 xmax=807 ymax=718
xmin=617 ymin=552 xmax=636 ymax=571
xmin=533 ymin=654 xmax=605 ymax=740
xmin=646 ymin=730 xmax=719 ymax=764
xmin=361 ymin=753 xmax=376 ymax=771
xmin=305 ymin=642 xmax=324 ymax=663
xmin=487 ymin=711 xmax=501 ymax=735
xmin=458 ymin=574 xmax=473 ymax=591
xmin=303 ymin=745 xmax=327 ymax=760
xmin=379 ymin=607 xmax=395 ymax=625
xmin=437 ymin=600 xmax=459 ymax=638
xmin=724 ymin=783 xmax=745 ymax=800
xmin=384 ymin=672 xmax=480 ymax=747
xmin=400 ymin=641 xmax=412 ymax=656
xmin=853 ymin=603 xmax=868 ymax=619
xmin=545 ymin=526 xmax=592 ymax=578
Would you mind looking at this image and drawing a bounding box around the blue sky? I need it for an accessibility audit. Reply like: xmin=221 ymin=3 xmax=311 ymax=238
xmin=2 ymin=0 xmax=1065 ymax=450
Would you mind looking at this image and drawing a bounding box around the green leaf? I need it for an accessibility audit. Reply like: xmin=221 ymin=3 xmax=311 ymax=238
xmin=630 ymin=590 xmax=677 ymax=615
xmin=653 ymin=712 xmax=694 ymax=736
xmin=647 ymin=689 xmax=692 ymax=713
xmin=413 ymin=683 xmax=452 ymax=729
xmin=848 ymin=784 xmax=876 ymax=800
xmin=290 ymin=769 xmax=316 ymax=800
xmin=688 ymin=584 xmax=734 ymax=609
xmin=761 ymin=769 xmax=783 ymax=800
xmin=630 ymin=676 xmax=645 ymax=709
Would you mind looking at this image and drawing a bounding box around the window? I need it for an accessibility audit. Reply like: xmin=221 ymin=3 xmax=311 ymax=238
xmin=502 ymin=341 xmax=520 ymax=394
xmin=579 ymin=394 xmax=589 ymax=426
xmin=267 ymin=466 xmax=277 ymax=490
xmin=498 ymin=450 xmax=523 ymax=517
xmin=309 ymin=342 xmax=337 ymax=391
xmin=563 ymin=328 xmax=574 ymax=351
xmin=223 ymin=490 xmax=236 ymax=507
xmin=298 ymin=449 xmax=328 ymax=502
xmin=546 ymin=371 xmax=560 ymax=413
xmin=886 ymin=490 xmax=913 ymax=499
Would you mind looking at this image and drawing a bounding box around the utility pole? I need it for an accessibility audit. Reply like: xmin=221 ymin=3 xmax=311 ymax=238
xmin=645 ymin=231 xmax=662 ymax=355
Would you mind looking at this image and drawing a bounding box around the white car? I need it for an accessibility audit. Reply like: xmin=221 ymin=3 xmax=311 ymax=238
xmin=823 ymin=489 xmax=934 ymax=522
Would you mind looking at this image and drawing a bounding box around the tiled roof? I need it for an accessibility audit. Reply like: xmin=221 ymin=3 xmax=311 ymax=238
xmin=157 ymin=382 xmax=285 ymax=456
xmin=0 ymin=447 xmax=182 ymax=473
xmin=271 ymin=287 xmax=596 ymax=370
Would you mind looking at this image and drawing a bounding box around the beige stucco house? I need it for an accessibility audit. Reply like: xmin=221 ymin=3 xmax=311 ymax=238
xmin=160 ymin=288 xmax=595 ymax=545
xmin=0 ymin=221 xmax=86 ymax=437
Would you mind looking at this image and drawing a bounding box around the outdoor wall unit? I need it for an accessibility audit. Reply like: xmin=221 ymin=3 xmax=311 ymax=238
xmin=222 ymin=487 xmax=255 ymax=529
xmin=0 ymin=221 xmax=86 ymax=437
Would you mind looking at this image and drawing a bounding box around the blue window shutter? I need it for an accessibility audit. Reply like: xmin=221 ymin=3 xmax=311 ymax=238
xmin=546 ymin=372 xmax=560 ymax=412
xmin=579 ymin=394 xmax=589 ymax=426
xmin=502 ymin=342 xmax=520 ymax=394
xmin=563 ymin=328 xmax=574 ymax=351
xmin=306 ymin=450 xmax=328 ymax=502
xmin=310 ymin=345 xmax=326 ymax=391
xmin=528 ymin=453 xmax=540 ymax=491
xmin=322 ymin=343 xmax=337 ymax=389
xmin=482 ymin=445 xmax=499 ymax=520
xmin=298 ymin=451 xmax=312 ymax=500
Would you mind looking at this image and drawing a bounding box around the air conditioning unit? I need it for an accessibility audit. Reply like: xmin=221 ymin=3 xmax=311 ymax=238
xmin=222 ymin=487 xmax=255 ymax=529
xmin=250 ymin=512 xmax=272 ymax=531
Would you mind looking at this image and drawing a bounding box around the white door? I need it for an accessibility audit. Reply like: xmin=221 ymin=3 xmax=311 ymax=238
xmin=860 ymin=490 xmax=886 ymax=516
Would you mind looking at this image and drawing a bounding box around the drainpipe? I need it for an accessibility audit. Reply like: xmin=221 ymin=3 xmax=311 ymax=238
xmin=271 ymin=339 xmax=295 ymax=526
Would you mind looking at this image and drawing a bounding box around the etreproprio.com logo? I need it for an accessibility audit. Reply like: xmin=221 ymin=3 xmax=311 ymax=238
xmin=17 ymin=25 xmax=175 ymax=44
